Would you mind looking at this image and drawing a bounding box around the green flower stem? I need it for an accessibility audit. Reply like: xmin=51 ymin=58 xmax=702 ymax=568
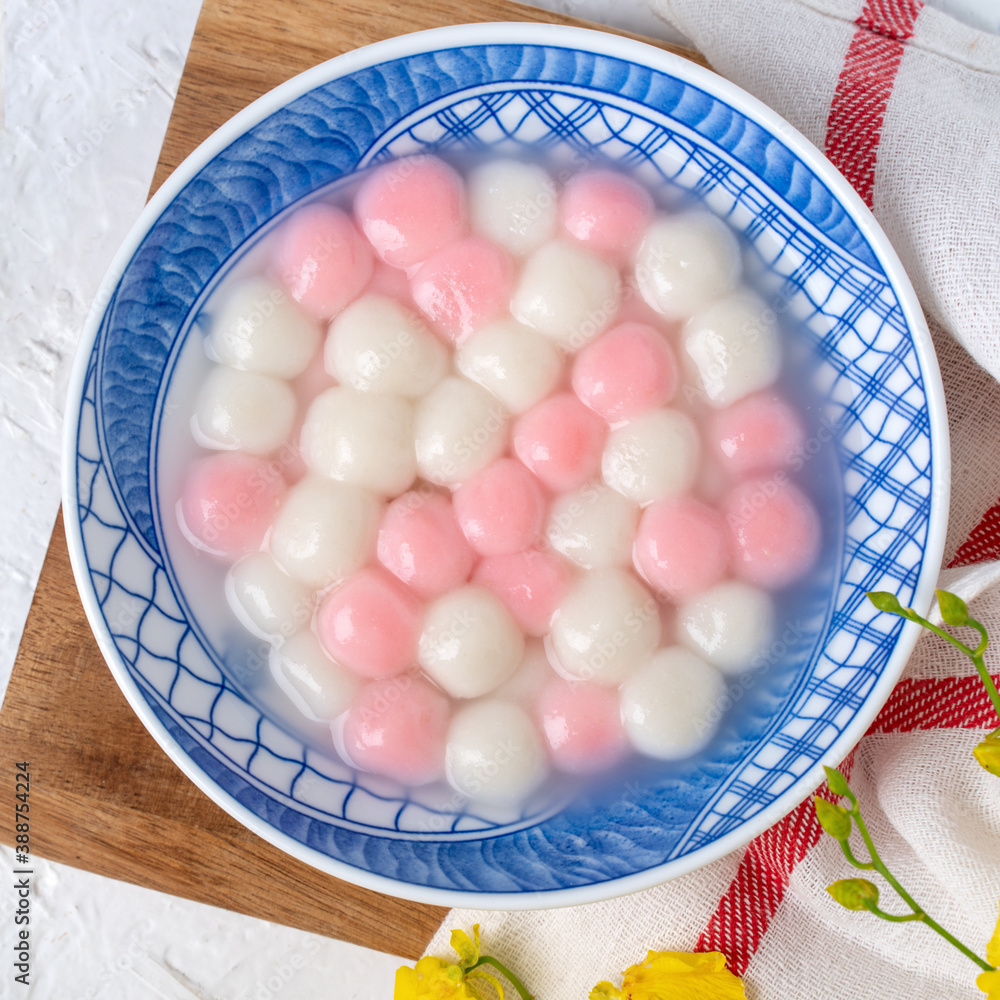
xmin=863 ymin=905 xmax=921 ymax=923
xmin=850 ymin=800 xmax=993 ymax=973
xmin=839 ymin=838 xmax=876 ymax=871
xmin=468 ymin=956 xmax=534 ymax=1000
xmin=971 ymin=652 xmax=1000 ymax=723
xmin=969 ymin=619 xmax=990 ymax=659
xmin=903 ymin=611 xmax=1000 ymax=723
xmin=851 ymin=807 xmax=921 ymax=913
xmin=917 ymin=914 xmax=995 ymax=973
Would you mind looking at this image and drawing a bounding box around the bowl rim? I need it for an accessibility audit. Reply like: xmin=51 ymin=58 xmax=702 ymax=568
xmin=62 ymin=20 xmax=950 ymax=910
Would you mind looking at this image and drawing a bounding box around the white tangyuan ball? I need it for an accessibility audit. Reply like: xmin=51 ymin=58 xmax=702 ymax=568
xmin=456 ymin=318 xmax=563 ymax=415
xmin=635 ymin=212 xmax=741 ymax=320
xmin=468 ymin=159 xmax=558 ymax=257
xmin=548 ymin=568 xmax=659 ymax=686
xmin=414 ymin=376 xmax=508 ymax=486
xmin=682 ymin=293 xmax=782 ymax=408
xmin=270 ymin=476 xmax=381 ymax=588
xmin=226 ymin=551 xmax=315 ymax=641
xmin=678 ymin=580 xmax=774 ymax=675
xmin=300 ymin=386 xmax=416 ymax=497
xmin=193 ymin=366 xmax=295 ymax=455
xmin=445 ymin=699 xmax=549 ymax=804
xmin=510 ymin=240 xmax=621 ymax=351
xmin=546 ymin=483 xmax=638 ymax=569
xmin=326 ymin=294 xmax=447 ymax=397
xmin=209 ymin=277 xmax=321 ymax=378
xmin=418 ymin=585 xmax=524 ymax=699
xmin=269 ymin=631 xmax=359 ymax=722
xmin=602 ymin=409 xmax=700 ymax=505
xmin=620 ymin=647 xmax=726 ymax=760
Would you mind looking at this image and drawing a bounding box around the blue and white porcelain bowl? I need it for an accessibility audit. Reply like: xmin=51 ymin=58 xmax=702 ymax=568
xmin=63 ymin=23 xmax=948 ymax=907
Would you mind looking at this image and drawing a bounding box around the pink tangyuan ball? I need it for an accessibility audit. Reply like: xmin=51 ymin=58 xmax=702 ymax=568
xmin=315 ymin=568 xmax=423 ymax=679
xmin=572 ymin=321 xmax=679 ymax=423
xmin=722 ymin=477 xmax=822 ymax=589
xmin=473 ymin=548 xmax=575 ymax=637
xmin=362 ymin=260 xmax=414 ymax=305
xmin=354 ymin=154 xmax=466 ymax=268
xmin=513 ymin=393 xmax=607 ymax=494
xmin=710 ymin=393 xmax=808 ymax=477
xmin=537 ymin=676 xmax=629 ymax=774
xmin=634 ymin=497 xmax=730 ymax=602
xmin=410 ymin=236 xmax=514 ymax=345
xmin=559 ymin=169 xmax=654 ymax=262
xmin=376 ymin=491 xmax=475 ymax=600
xmin=453 ymin=458 xmax=547 ymax=557
xmin=272 ymin=203 xmax=374 ymax=320
xmin=339 ymin=675 xmax=450 ymax=786
xmin=178 ymin=451 xmax=287 ymax=558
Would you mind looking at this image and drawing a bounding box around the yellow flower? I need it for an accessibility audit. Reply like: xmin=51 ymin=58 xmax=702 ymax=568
xmin=590 ymin=950 xmax=747 ymax=1000
xmin=976 ymin=903 xmax=1000 ymax=997
xmin=394 ymin=956 xmax=480 ymax=1000
xmin=396 ymin=926 xmax=513 ymax=1000
xmin=974 ymin=730 xmax=1000 ymax=777
xmin=450 ymin=927 xmax=480 ymax=968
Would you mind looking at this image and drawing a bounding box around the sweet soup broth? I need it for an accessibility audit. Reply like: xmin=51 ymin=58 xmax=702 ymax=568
xmin=157 ymin=153 xmax=841 ymax=813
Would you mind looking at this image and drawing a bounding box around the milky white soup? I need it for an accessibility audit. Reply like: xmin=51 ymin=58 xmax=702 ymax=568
xmin=158 ymin=153 xmax=838 ymax=816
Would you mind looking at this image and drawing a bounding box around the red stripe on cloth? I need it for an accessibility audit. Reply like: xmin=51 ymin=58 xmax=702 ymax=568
xmin=867 ymin=673 xmax=1000 ymax=733
xmin=949 ymin=501 xmax=1000 ymax=567
xmin=696 ymin=667 xmax=995 ymax=974
xmin=824 ymin=0 xmax=922 ymax=206
xmin=695 ymin=755 xmax=855 ymax=975
xmin=697 ymin=0 xmax=941 ymax=972
xmin=856 ymin=0 xmax=923 ymax=36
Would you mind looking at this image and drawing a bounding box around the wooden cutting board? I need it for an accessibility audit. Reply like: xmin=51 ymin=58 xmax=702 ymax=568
xmin=0 ymin=0 xmax=703 ymax=960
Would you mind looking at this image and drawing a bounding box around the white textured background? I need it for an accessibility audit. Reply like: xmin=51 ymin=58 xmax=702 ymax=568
xmin=1 ymin=0 xmax=996 ymax=996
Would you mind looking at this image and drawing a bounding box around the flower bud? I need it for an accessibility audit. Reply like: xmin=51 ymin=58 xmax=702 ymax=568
xmin=827 ymin=878 xmax=879 ymax=911
xmin=867 ymin=591 xmax=905 ymax=616
xmin=823 ymin=765 xmax=853 ymax=800
xmin=814 ymin=797 xmax=852 ymax=840
xmin=936 ymin=589 xmax=970 ymax=627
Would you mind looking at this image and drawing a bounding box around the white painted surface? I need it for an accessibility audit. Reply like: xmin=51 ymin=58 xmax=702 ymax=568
xmin=2 ymin=1 xmax=406 ymax=994
xmin=0 ymin=0 xmax=994 ymax=996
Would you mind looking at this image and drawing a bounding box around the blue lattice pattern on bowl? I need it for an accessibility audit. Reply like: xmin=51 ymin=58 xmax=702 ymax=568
xmin=66 ymin=25 xmax=946 ymax=905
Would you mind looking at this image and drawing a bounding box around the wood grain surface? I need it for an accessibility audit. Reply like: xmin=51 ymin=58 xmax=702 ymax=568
xmin=149 ymin=0 xmax=704 ymax=197
xmin=0 ymin=0 xmax=703 ymax=960
xmin=0 ymin=511 xmax=448 ymax=957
